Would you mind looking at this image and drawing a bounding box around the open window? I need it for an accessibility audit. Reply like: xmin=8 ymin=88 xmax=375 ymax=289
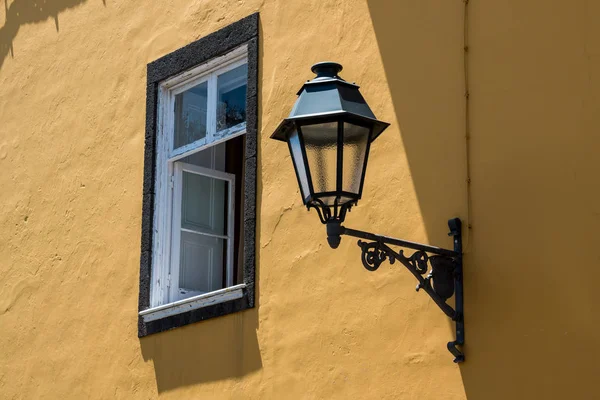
xmin=139 ymin=14 xmax=258 ymax=336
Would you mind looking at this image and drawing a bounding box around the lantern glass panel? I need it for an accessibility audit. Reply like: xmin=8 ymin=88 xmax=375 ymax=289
xmin=319 ymin=194 xmax=356 ymax=206
xmin=342 ymin=122 xmax=370 ymax=194
xmin=302 ymin=122 xmax=339 ymax=196
xmin=288 ymin=129 xmax=311 ymax=200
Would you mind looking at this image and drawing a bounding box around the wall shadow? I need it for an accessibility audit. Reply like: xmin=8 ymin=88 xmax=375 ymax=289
xmin=365 ymin=0 xmax=467 ymax=249
xmin=139 ymin=308 xmax=262 ymax=393
xmin=139 ymin=19 xmax=265 ymax=395
xmin=368 ymin=1 xmax=600 ymax=399
xmin=366 ymin=0 xmax=468 ymax=392
xmin=0 ymin=0 xmax=91 ymax=71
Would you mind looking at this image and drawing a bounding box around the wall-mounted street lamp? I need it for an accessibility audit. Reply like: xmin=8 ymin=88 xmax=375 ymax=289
xmin=271 ymin=62 xmax=465 ymax=363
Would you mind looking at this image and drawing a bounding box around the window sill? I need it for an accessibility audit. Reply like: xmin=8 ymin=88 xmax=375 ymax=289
xmin=139 ymin=283 xmax=246 ymax=323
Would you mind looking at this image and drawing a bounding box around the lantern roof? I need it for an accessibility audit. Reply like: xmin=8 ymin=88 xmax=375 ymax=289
xmin=271 ymin=62 xmax=389 ymax=142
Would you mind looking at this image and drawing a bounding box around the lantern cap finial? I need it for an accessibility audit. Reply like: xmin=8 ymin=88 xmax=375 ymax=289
xmin=311 ymin=62 xmax=343 ymax=80
xmin=270 ymin=61 xmax=390 ymax=143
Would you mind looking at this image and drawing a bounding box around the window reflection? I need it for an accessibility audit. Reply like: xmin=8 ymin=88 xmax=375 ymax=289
xmin=217 ymin=64 xmax=248 ymax=132
xmin=174 ymin=81 xmax=208 ymax=149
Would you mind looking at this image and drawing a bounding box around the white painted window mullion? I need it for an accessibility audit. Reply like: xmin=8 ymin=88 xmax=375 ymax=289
xmin=169 ymin=137 xmax=208 ymax=160
xmin=168 ymin=129 xmax=246 ymax=163
xmin=163 ymin=91 xmax=177 ymax=306
xmin=150 ymin=88 xmax=163 ymax=308
xmin=226 ymin=177 xmax=235 ymax=287
xmin=161 ymin=93 xmax=175 ymax=304
xmin=169 ymin=163 xmax=184 ymax=303
xmin=151 ymin=86 xmax=176 ymax=308
xmin=180 ymin=228 xmax=229 ymax=240
xmin=207 ymin=73 xmax=218 ymax=144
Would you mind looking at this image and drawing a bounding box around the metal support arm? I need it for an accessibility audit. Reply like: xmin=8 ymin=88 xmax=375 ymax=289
xmin=327 ymin=218 xmax=465 ymax=363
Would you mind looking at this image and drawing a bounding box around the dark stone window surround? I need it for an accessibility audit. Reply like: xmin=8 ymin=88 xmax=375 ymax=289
xmin=138 ymin=13 xmax=259 ymax=337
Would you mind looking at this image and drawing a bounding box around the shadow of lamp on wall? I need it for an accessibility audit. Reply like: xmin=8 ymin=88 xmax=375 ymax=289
xmin=270 ymin=62 xmax=465 ymax=363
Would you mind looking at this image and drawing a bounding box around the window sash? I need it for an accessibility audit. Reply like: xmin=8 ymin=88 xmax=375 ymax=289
xmin=169 ymin=125 xmax=246 ymax=162
xmin=167 ymin=58 xmax=248 ymax=160
xmin=170 ymin=162 xmax=235 ymax=303
xmin=151 ymin=48 xmax=248 ymax=308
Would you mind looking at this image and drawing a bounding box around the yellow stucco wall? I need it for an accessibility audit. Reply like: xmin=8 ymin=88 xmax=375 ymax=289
xmin=0 ymin=0 xmax=598 ymax=399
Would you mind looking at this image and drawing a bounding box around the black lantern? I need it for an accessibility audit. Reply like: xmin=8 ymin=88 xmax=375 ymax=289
xmin=271 ymin=62 xmax=390 ymax=227
xmin=271 ymin=62 xmax=466 ymax=363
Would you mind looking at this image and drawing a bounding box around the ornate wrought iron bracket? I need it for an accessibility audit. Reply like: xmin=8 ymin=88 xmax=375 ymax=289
xmin=327 ymin=218 xmax=465 ymax=363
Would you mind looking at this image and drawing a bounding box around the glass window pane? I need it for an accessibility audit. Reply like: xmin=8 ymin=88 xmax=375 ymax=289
xmin=217 ymin=64 xmax=247 ymax=133
xmin=179 ymin=142 xmax=226 ymax=172
xmin=181 ymin=171 xmax=227 ymax=236
xmin=179 ymin=231 xmax=225 ymax=296
xmin=342 ymin=123 xmax=370 ymax=195
xmin=288 ymin=130 xmax=310 ymax=200
xmin=302 ymin=122 xmax=339 ymax=195
xmin=174 ymin=81 xmax=208 ymax=149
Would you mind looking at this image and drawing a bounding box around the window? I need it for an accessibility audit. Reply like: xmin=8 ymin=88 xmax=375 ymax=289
xmin=139 ymin=14 xmax=258 ymax=336
xmin=151 ymin=48 xmax=247 ymax=310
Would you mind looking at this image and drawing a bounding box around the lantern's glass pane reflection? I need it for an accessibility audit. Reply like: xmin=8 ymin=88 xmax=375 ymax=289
xmin=342 ymin=123 xmax=370 ymax=194
xmin=317 ymin=195 xmax=355 ymax=206
xmin=288 ymin=130 xmax=311 ymax=200
xmin=302 ymin=122 xmax=338 ymax=195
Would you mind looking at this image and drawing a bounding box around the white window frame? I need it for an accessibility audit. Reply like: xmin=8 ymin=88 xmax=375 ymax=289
xmin=170 ymin=162 xmax=235 ymax=300
xmin=143 ymin=45 xmax=248 ymax=321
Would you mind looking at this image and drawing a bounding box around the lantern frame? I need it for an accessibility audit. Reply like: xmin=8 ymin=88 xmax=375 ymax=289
xmin=271 ymin=62 xmax=390 ymax=224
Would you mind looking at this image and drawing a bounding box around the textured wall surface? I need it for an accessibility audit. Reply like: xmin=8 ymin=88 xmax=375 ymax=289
xmin=0 ymin=0 xmax=598 ymax=399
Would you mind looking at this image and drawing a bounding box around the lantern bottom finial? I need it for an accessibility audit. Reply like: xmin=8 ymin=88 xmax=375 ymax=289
xmin=326 ymin=221 xmax=344 ymax=249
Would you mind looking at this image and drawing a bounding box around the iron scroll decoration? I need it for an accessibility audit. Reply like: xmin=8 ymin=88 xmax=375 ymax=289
xmin=270 ymin=62 xmax=465 ymax=363
xmin=327 ymin=219 xmax=465 ymax=363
